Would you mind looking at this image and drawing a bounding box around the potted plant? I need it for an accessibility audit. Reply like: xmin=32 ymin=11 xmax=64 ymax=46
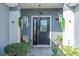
xmin=18 ymin=16 xmax=25 ymax=42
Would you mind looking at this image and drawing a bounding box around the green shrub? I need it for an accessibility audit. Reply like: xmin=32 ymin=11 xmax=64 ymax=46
xmin=51 ymin=47 xmax=64 ymax=56
xmin=60 ymin=46 xmax=79 ymax=56
xmin=51 ymin=33 xmax=79 ymax=56
xmin=57 ymin=33 xmax=63 ymax=47
xmin=25 ymin=40 xmax=32 ymax=50
xmin=52 ymin=48 xmax=58 ymax=55
xmin=51 ymin=33 xmax=63 ymax=56
xmin=4 ymin=43 xmax=30 ymax=56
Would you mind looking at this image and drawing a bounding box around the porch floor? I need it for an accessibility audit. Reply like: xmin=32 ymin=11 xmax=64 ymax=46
xmin=27 ymin=47 xmax=51 ymax=56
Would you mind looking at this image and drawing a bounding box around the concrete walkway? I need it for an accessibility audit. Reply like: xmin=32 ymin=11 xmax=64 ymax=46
xmin=27 ymin=47 xmax=51 ymax=56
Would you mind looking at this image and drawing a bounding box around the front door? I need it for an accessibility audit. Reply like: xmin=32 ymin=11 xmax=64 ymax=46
xmin=33 ymin=16 xmax=50 ymax=45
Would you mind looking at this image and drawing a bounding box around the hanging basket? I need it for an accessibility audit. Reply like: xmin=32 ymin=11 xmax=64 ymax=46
xmin=18 ymin=16 xmax=24 ymax=30
xmin=59 ymin=16 xmax=65 ymax=31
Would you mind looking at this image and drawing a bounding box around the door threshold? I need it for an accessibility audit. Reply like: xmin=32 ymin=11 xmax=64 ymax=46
xmin=33 ymin=45 xmax=50 ymax=48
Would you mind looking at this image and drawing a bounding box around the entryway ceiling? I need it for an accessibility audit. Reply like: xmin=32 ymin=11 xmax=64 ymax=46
xmin=20 ymin=3 xmax=64 ymax=9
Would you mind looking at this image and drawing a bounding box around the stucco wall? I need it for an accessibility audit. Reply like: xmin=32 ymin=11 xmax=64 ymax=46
xmin=0 ymin=4 xmax=9 ymax=55
xmin=21 ymin=9 xmax=62 ymax=41
xmin=63 ymin=4 xmax=75 ymax=46
xmin=9 ymin=4 xmax=21 ymax=44
xmin=0 ymin=3 xmax=21 ymax=55
xmin=74 ymin=4 xmax=79 ymax=48
xmin=9 ymin=11 xmax=20 ymax=44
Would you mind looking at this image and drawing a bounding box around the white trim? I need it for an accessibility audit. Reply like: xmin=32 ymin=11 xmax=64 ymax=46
xmin=66 ymin=3 xmax=78 ymax=7
xmin=5 ymin=3 xmax=18 ymax=7
xmin=31 ymin=15 xmax=52 ymax=47
xmin=33 ymin=45 xmax=50 ymax=48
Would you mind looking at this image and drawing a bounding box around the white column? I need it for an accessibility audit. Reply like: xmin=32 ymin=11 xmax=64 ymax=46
xmin=74 ymin=4 xmax=79 ymax=48
xmin=9 ymin=11 xmax=20 ymax=44
xmin=63 ymin=4 xmax=75 ymax=46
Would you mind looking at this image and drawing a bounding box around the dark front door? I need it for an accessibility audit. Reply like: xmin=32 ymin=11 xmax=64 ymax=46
xmin=33 ymin=16 xmax=50 ymax=45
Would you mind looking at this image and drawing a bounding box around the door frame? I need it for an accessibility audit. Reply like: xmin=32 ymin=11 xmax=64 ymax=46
xmin=31 ymin=15 xmax=52 ymax=47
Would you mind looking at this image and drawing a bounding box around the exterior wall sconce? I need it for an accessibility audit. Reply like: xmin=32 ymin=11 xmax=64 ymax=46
xmin=56 ymin=12 xmax=60 ymax=21
xmin=55 ymin=16 xmax=59 ymax=21
xmin=39 ymin=11 xmax=43 ymax=15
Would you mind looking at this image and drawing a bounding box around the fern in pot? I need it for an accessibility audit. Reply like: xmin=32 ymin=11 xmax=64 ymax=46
xmin=18 ymin=16 xmax=25 ymax=42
